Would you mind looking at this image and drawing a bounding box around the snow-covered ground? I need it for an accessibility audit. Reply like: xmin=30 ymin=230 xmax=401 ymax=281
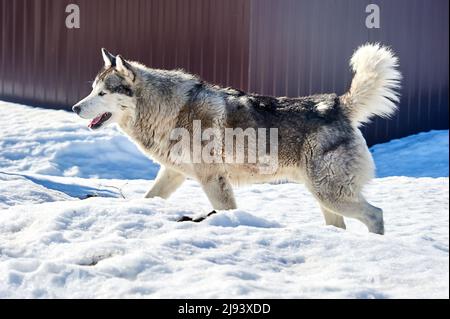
xmin=371 ymin=130 xmax=449 ymax=178
xmin=0 ymin=100 xmax=448 ymax=299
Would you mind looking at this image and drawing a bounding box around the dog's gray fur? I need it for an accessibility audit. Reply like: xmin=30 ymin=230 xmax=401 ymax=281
xmin=73 ymin=44 xmax=401 ymax=234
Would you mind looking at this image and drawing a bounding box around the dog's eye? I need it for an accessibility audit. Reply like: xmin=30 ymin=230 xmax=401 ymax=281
xmin=98 ymin=91 xmax=106 ymax=96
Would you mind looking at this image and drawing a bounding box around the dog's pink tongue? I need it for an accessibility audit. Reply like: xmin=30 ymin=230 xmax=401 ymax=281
xmin=88 ymin=114 xmax=103 ymax=128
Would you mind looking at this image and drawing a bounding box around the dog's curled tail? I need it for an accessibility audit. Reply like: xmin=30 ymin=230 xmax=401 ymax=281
xmin=342 ymin=43 xmax=401 ymax=127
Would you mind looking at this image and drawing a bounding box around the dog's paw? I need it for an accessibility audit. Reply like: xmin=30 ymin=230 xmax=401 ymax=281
xmin=177 ymin=210 xmax=217 ymax=223
xmin=176 ymin=215 xmax=194 ymax=222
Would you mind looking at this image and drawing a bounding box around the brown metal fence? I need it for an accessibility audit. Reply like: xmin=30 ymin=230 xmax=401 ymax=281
xmin=0 ymin=0 xmax=448 ymax=145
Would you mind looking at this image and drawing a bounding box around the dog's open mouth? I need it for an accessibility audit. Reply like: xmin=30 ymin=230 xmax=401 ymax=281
xmin=88 ymin=112 xmax=112 ymax=129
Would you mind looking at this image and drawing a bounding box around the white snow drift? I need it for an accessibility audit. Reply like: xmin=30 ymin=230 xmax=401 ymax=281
xmin=0 ymin=100 xmax=448 ymax=298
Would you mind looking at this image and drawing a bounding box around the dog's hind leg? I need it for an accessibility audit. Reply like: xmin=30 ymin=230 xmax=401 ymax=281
xmin=320 ymin=205 xmax=346 ymax=229
xmin=304 ymin=162 xmax=383 ymax=233
xmin=314 ymin=192 xmax=384 ymax=234
xmin=305 ymin=134 xmax=384 ymax=234
xmin=306 ymin=166 xmax=384 ymax=234
xmin=145 ymin=167 xmax=185 ymax=199
xmin=331 ymin=199 xmax=384 ymax=235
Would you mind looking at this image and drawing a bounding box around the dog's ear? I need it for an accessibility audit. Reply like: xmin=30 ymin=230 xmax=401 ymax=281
xmin=116 ymin=55 xmax=135 ymax=82
xmin=101 ymin=48 xmax=116 ymax=68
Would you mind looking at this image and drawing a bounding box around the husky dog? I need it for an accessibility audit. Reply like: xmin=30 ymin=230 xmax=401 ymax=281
xmin=73 ymin=44 xmax=400 ymax=234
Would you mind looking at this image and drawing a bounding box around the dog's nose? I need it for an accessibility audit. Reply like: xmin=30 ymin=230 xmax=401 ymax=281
xmin=72 ymin=105 xmax=81 ymax=114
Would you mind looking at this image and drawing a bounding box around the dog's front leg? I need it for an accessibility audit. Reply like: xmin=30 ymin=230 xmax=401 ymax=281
xmin=199 ymin=174 xmax=237 ymax=210
xmin=145 ymin=167 xmax=185 ymax=199
xmin=176 ymin=173 xmax=236 ymax=223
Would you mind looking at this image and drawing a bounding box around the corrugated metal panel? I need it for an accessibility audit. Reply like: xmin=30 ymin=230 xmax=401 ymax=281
xmin=0 ymin=0 xmax=448 ymax=145
xmin=0 ymin=0 xmax=250 ymax=108
xmin=248 ymin=0 xmax=449 ymax=144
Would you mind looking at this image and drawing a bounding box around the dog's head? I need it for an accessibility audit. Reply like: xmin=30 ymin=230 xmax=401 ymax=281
xmin=72 ymin=49 xmax=137 ymax=130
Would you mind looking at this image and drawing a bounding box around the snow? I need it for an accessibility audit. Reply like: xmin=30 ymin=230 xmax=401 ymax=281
xmin=0 ymin=104 xmax=157 ymax=179
xmin=371 ymin=130 xmax=449 ymax=178
xmin=0 ymin=100 xmax=448 ymax=299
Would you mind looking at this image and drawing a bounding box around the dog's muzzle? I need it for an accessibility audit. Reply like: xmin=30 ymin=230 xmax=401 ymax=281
xmin=72 ymin=105 xmax=81 ymax=114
